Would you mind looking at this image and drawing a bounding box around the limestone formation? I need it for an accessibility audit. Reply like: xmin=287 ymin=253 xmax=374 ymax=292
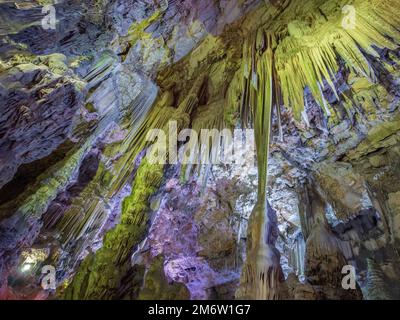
xmin=1 ymin=0 xmax=400 ymax=301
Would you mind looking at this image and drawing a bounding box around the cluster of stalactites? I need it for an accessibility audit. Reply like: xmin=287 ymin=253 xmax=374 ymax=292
xmin=234 ymin=0 xmax=400 ymax=125
xmin=235 ymin=0 xmax=400 ymax=300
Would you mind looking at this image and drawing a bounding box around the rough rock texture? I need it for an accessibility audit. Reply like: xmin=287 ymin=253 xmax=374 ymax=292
xmin=133 ymin=169 xmax=244 ymax=300
xmin=0 ymin=58 xmax=85 ymax=191
xmin=1 ymin=0 xmax=400 ymax=300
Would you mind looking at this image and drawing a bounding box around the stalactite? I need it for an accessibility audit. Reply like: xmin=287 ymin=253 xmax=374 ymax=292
xmin=298 ymin=184 xmax=312 ymax=240
xmin=260 ymin=0 xmax=400 ymax=121
xmin=236 ymin=32 xmax=285 ymax=300
xmin=63 ymin=159 xmax=164 ymax=300
xmin=289 ymin=233 xmax=306 ymax=280
xmin=9 ymin=0 xmax=397 ymax=300
xmin=63 ymin=75 xmax=206 ymax=299
xmin=231 ymin=0 xmax=400 ymax=300
xmin=275 ymin=103 xmax=284 ymax=142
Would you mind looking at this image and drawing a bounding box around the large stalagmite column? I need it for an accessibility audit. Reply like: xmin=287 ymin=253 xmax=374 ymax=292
xmin=236 ymin=32 xmax=285 ymax=300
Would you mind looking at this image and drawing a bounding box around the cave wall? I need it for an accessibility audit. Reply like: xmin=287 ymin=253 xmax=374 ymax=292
xmin=1 ymin=0 xmax=400 ymax=300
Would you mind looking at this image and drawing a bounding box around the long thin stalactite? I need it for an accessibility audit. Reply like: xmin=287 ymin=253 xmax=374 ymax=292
xmin=234 ymin=0 xmax=400 ymax=299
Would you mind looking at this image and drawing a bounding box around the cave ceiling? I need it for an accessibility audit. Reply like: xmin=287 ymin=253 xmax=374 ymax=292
xmin=1 ymin=0 xmax=400 ymax=301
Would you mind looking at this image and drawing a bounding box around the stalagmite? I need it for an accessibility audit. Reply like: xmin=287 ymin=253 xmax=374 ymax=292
xmin=2 ymin=0 xmax=400 ymax=301
xmin=236 ymin=32 xmax=285 ymax=300
xmin=234 ymin=0 xmax=400 ymax=300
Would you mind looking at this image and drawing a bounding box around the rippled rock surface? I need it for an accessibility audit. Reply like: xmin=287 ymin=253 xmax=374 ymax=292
xmin=1 ymin=0 xmax=400 ymax=300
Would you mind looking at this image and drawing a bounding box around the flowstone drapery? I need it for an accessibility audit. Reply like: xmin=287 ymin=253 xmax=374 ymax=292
xmin=235 ymin=0 xmax=400 ymax=299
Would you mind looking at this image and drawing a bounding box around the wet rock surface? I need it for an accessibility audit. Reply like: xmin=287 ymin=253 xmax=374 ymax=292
xmin=1 ymin=0 xmax=400 ymax=300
